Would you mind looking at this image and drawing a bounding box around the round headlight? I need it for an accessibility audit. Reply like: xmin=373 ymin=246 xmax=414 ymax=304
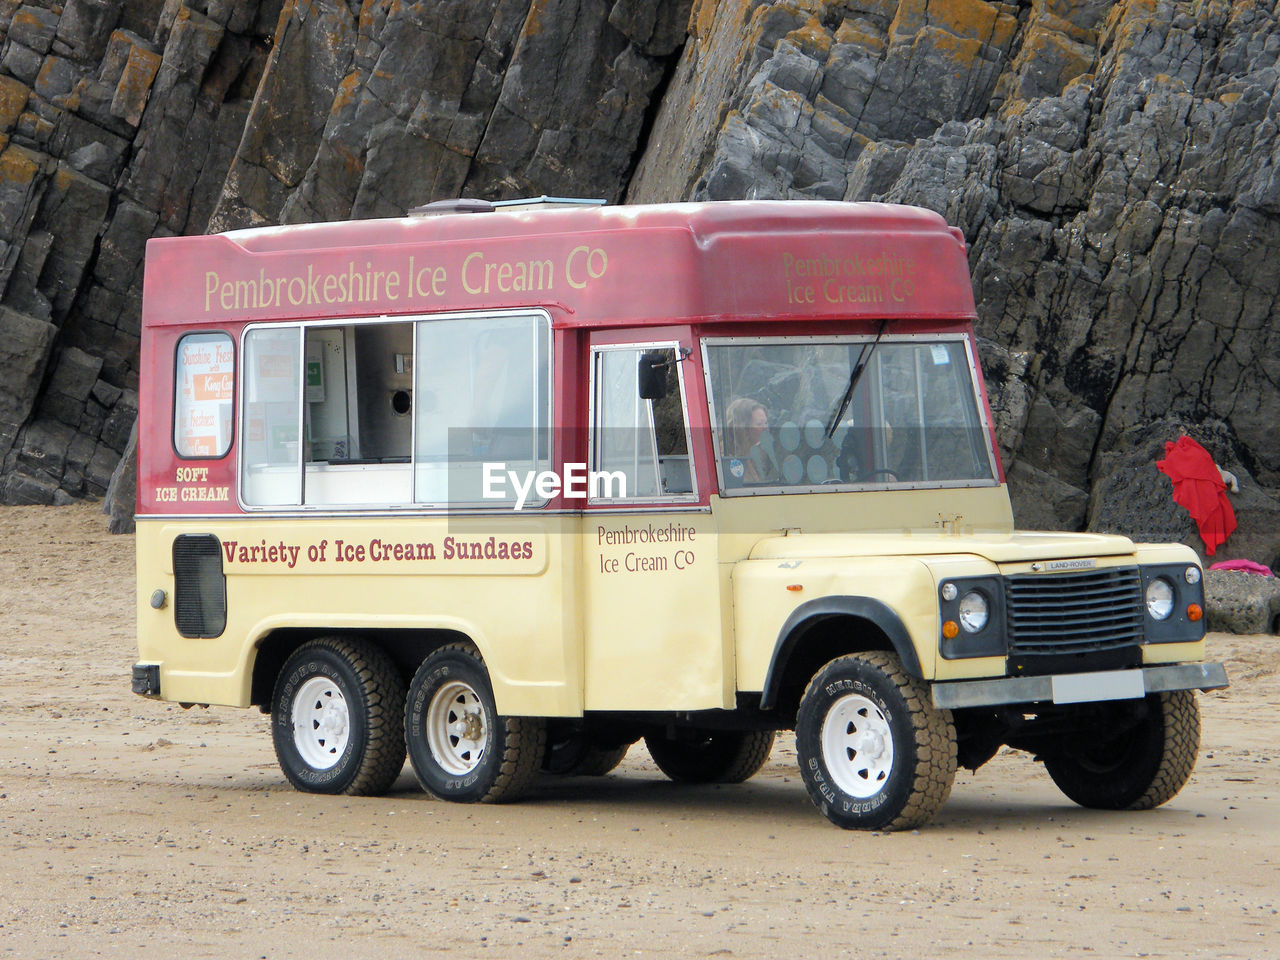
xmin=1185 ymin=566 xmax=1201 ymax=585
xmin=1146 ymin=578 xmax=1175 ymax=620
xmin=958 ymin=591 xmax=989 ymax=633
xmin=941 ymin=583 xmax=958 ymax=602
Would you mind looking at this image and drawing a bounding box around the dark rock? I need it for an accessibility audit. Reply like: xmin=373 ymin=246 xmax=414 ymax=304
xmin=1018 ymin=396 xmax=1100 ymax=493
xmin=209 ymin=0 xmax=357 ymax=229
xmin=91 ymin=199 xmax=156 ymax=296
xmin=1 ymin=470 xmax=61 ymax=505
xmin=100 ymin=388 xmax=138 ymax=453
xmin=8 ymin=6 xmax=61 ymax=56
xmin=1008 ymin=460 xmax=1090 ymax=532
xmin=47 ymin=346 xmax=103 ymax=404
xmin=0 ymin=74 xmax=29 ymax=129
xmin=91 ymin=378 xmax=123 ymax=409
xmin=104 ymin=418 xmax=136 ymax=533
xmin=1204 ymin=570 xmax=1280 ymax=635
xmin=77 ymin=396 xmax=108 ymax=438
xmin=609 ymin=0 xmax=692 ymax=57
xmin=48 ymin=111 xmax=132 ymax=184
xmin=85 ymin=440 xmax=118 ymax=493
xmin=33 ymin=55 xmax=83 ymax=104
xmin=33 ymin=161 xmax=113 ymax=316
xmin=55 ymin=0 xmax=123 ymax=62
xmin=119 ymin=4 xmax=227 ymax=230
xmin=17 ymin=417 xmax=76 ymax=479
xmin=2 ymin=42 xmax=45 ymax=86
xmin=0 ymin=144 xmax=51 ymax=284
xmin=2 ymin=228 xmax=53 ymax=319
xmin=110 ymin=41 xmax=163 ymax=127
xmin=0 ymin=305 xmax=56 ymax=460
xmin=62 ymin=430 xmax=97 ymax=494
xmin=99 ymin=29 xmax=153 ymax=87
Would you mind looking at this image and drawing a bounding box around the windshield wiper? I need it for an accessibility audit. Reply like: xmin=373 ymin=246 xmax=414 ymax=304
xmin=824 ymin=319 xmax=888 ymax=439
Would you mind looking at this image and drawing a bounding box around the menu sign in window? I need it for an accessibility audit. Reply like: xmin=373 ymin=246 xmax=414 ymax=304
xmin=175 ymin=332 xmax=234 ymax=458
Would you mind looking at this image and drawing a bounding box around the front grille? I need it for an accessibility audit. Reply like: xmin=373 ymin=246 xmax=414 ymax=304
xmin=173 ymin=534 xmax=226 ymax=638
xmin=1004 ymin=566 xmax=1144 ymax=657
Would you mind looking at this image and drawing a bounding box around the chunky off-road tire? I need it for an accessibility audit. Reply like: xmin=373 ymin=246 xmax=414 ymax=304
xmin=644 ymin=730 xmax=775 ymax=784
xmin=543 ymin=734 xmax=632 ymax=777
xmin=404 ymin=642 xmax=545 ymax=803
xmin=796 ymin=651 xmax=957 ymax=830
xmin=271 ymin=637 xmax=406 ymax=796
xmin=1043 ymin=690 xmax=1201 ymax=810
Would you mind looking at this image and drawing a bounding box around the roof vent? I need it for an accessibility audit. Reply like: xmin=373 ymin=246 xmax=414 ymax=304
xmin=409 ymin=196 xmax=606 ymax=217
xmin=409 ymin=198 xmax=494 ymax=217
xmin=492 ymin=196 xmax=606 ymax=211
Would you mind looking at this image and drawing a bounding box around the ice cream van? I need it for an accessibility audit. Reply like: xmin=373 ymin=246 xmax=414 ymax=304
xmin=132 ymin=199 xmax=1227 ymax=829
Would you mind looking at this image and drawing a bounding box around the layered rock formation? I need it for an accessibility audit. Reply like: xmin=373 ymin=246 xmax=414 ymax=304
xmin=2 ymin=0 xmax=1278 ymax=570
xmin=1 ymin=0 xmax=280 ymax=507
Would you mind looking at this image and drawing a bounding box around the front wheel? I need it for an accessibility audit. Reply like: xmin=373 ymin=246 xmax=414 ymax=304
xmin=271 ymin=637 xmax=406 ymax=796
xmin=1043 ymin=691 xmax=1201 ymax=810
xmin=796 ymin=651 xmax=956 ymax=830
xmin=404 ymin=642 xmax=544 ymax=803
xmin=644 ymin=730 xmax=775 ymax=783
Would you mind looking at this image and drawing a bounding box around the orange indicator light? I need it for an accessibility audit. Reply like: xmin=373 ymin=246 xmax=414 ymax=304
xmin=1187 ymin=604 xmax=1203 ymax=622
xmin=942 ymin=620 xmax=959 ymax=639
xmin=786 ymin=584 xmax=803 ymax=592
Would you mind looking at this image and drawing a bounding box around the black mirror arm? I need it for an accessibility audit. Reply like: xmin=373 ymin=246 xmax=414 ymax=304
xmin=644 ymin=347 xmax=691 ymax=370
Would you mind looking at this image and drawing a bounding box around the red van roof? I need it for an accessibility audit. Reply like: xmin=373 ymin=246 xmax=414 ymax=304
xmin=142 ymin=201 xmax=976 ymax=329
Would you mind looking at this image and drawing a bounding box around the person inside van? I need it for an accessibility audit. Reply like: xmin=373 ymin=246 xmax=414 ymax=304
xmin=725 ymin=397 xmax=778 ymax=484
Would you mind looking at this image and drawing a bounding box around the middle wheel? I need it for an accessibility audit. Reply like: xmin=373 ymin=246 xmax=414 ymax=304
xmin=644 ymin=729 xmax=775 ymax=783
xmin=404 ymin=642 xmax=544 ymax=803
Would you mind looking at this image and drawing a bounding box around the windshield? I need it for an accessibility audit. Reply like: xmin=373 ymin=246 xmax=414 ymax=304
xmin=704 ymin=337 xmax=997 ymax=493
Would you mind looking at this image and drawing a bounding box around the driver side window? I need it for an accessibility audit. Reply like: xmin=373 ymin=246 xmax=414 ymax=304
xmin=590 ymin=345 xmax=694 ymax=502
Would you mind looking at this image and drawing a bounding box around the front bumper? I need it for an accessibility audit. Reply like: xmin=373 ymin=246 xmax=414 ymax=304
xmin=931 ymin=662 xmax=1228 ymax=710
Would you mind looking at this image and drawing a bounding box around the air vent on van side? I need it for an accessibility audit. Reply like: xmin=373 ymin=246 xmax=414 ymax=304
xmin=173 ymin=534 xmax=226 ymax=638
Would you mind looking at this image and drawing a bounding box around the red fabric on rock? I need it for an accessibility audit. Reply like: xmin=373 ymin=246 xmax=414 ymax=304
xmin=1155 ymin=436 xmax=1237 ymax=556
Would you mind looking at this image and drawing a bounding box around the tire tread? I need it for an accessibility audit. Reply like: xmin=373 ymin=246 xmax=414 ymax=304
xmin=410 ymin=641 xmax=545 ymax=804
xmin=797 ymin=651 xmax=957 ymax=830
xmin=1043 ymin=690 xmax=1202 ymax=811
xmin=273 ymin=636 xmax=406 ymax=797
xmin=1130 ymin=690 xmax=1200 ymax=810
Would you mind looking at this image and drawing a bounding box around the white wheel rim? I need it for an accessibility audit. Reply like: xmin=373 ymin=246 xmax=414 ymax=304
xmin=427 ymin=680 xmax=488 ymax=775
xmin=821 ymin=693 xmax=894 ymax=799
xmin=291 ymin=676 xmax=351 ymax=770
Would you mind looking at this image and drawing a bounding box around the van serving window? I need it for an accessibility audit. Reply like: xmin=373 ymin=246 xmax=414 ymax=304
xmin=414 ymin=312 xmax=550 ymax=506
xmin=239 ymin=312 xmax=550 ymax=509
xmin=241 ymin=326 xmax=301 ymax=505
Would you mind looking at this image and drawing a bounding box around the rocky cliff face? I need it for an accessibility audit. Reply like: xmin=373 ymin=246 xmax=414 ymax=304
xmin=0 ymin=0 xmax=279 ymax=507
xmin=2 ymin=0 xmax=1277 ymax=567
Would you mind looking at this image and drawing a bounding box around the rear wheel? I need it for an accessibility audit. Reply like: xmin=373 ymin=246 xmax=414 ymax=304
xmin=795 ymin=651 xmax=956 ymax=830
xmin=271 ymin=637 xmax=406 ymax=796
xmin=1043 ymin=691 xmax=1201 ymax=810
xmin=644 ymin=730 xmax=775 ymax=784
xmin=404 ymin=642 xmax=544 ymax=803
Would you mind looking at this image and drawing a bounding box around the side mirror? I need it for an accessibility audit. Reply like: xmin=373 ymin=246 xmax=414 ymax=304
xmin=638 ymin=351 xmax=668 ymax=401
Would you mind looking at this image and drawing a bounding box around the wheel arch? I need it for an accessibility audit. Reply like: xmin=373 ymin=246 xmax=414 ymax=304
xmin=250 ymin=627 xmax=475 ymax=709
xmin=760 ymin=597 xmax=923 ymax=720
